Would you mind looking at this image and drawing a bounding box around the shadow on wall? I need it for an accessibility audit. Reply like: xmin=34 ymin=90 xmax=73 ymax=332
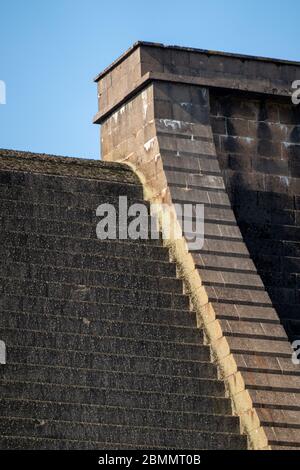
xmin=211 ymin=91 xmax=300 ymax=343
xmin=230 ymin=176 xmax=300 ymax=343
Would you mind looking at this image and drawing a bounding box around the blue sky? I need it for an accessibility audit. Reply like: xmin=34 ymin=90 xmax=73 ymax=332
xmin=0 ymin=0 xmax=299 ymax=159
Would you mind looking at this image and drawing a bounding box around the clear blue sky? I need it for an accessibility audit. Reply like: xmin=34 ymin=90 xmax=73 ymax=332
xmin=0 ymin=0 xmax=299 ymax=159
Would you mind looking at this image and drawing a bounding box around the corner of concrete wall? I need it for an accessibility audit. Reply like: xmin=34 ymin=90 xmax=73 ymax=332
xmin=96 ymin=44 xmax=300 ymax=447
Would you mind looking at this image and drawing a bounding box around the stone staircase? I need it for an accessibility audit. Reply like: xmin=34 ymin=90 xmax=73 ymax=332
xmin=0 ymin=150 xmax=247 ymax=450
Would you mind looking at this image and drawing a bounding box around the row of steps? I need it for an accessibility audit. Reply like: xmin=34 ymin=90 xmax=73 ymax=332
xmin=0 ymin=264 xmax=182 ymax=294
xmin=0 ymin=152 xmax=247 ymax=449
xmin=0 ymin=246 xmax=175 ymax=277
xmin=0 ymin=328 xmax=210 ymax=361
xmin=4 ymin=344 xmax=216 ymax=378
xmin=0 ymin=417 xmax=244 ymax=450
xmin=0 ymin=380 xmax=231 ymax=415
xmin=0 ymin=311 xmax=201 ymax=343
xmin=0 ymin=296 xmax=194 ymax=326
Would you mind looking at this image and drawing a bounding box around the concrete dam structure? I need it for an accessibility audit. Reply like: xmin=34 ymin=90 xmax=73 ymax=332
xmin=0 ymin=42 xmax=300 ymax=449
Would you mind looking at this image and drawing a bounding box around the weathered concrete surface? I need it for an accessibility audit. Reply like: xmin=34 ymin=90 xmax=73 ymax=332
xmin=0 ymin=149 xmax=246 ymax=449
xmin=210 ymin=92 xmax=300 ymax=343
xmin=95 ymin=42 xmax=300 ymax=450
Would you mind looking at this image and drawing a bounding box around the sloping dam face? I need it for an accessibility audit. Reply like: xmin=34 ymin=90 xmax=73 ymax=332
xmin=0 ymin=149 xmax=246 ymax=449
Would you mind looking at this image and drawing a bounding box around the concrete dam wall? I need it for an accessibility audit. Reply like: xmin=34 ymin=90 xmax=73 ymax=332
xmin=0 ymin=41 xmax=299 ymax=450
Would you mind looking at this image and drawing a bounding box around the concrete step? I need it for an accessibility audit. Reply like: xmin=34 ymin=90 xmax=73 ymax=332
xmin=0 ymin=436 xmax=137 ymax=450
xmin=0 ymin=230 xmax=163 ymax=253
xmin=0 ymin=208 xmax=156 ymax=232
xmin=0 ymin=167 xmax=141 ymax=192
xmin=0 ymin=364 xmax=225 ymax=396
xmin=0 ymin=278 xmax=190 ymax=310
xmin=0 ymin=263 xmax=182 ymax=294
xmin=0 ymin=184 xmax=145 ymax=213
xmin=0 ymin=381 xmax=231 ymax=415
xmin=194 ymin=238 xmax=249 ymax=257
xmin=0 ymin=399 xmax=240 ymax=434
xmin=0 ymin=201 xmax=160 ymax=240
xmin=0 ymin=218 xmax=160 ymax=249
xmin=194 ymin=252 xmax=257 ymax=273
xmin=265 ymin=426 xmax=300 ymax=448
xmin=0 ymin=247 xmax=175 ymax=275
xmin=205 ymin=285 xmax=271 ymax=306
xmin=257 ymin=407 xmax=300 ymax=429
xmin=0 ymin=416 xmax=247 ymax=449
xmin=172 ymin=200 xmax=236 ymax=225
xmin=0 ymin=197 xmax=152 ymax=223
xmin=1 ymin=329 xmax=210 ymax=361
xmin=0 ymin=311 xmax=202 ymax=344
xmin=7 ymin=346 xmax=217 ymax=379
xmin=212 ymin=302 xmax=280 ymax=324
xmin=199 ymin=268 xmax=264 ymax=289
xmin=0 ymin=296 xmax=195 ymax=327
xmin=0 ymin=172 xmax=143 ymax=200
